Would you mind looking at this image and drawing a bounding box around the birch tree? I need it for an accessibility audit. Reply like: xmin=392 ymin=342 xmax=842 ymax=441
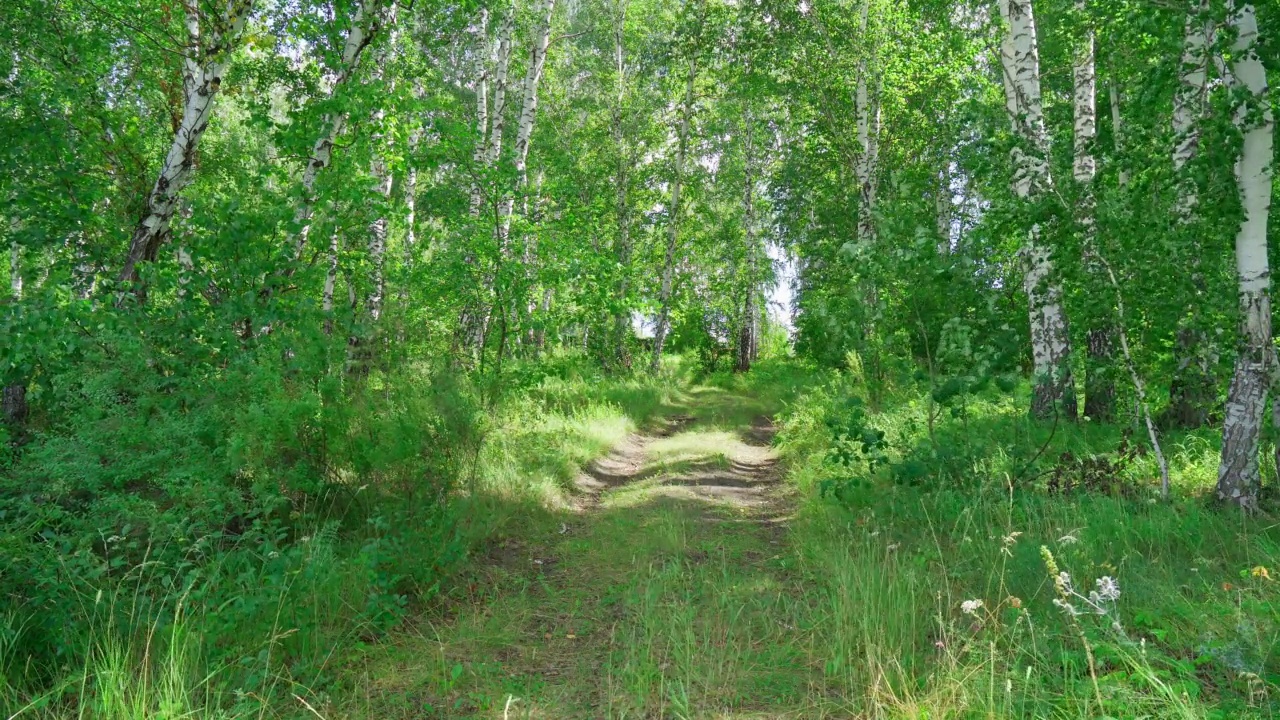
xmin=470 ymin=10 xmax=515 ymax=216
xmin=609 ymin=0 xmax=636 ymax=368
xmin=1167 ymin=1 xmax=1215 ymax=428
xmin=364 ymin=18 xmax=401 ymax=330
xmin=118 ymin=0 xmax=255 ymax=292
xmin=997 ymin=0 xmax=1076 ymax=420
xmin=3 ymin=241 xmax=24 ymax=426
xmin=287 ymin=0 xmax=389 ymax=262
xmin=1216 ymin=1 xmax=1274 ymax=509
xmin=1073 ymin=0 xmax=1113 ymax=422
xmin=735 ymin=109 xmax=760 ymax=373
xmin=498 ymin=0 xmax=556 ymax=243
xmin=651 ymin=0 xmax=706 ymax=372
xmin=853 ymin=0 xmax=879 ymax=250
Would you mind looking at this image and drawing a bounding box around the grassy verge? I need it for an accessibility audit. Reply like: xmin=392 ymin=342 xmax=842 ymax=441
xmin=778 ymin=365 xmax=1280 ymax=718
xmin=0 ymin=351 xmax=683 ymax=719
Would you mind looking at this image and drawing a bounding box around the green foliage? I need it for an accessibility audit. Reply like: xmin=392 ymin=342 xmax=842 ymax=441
xmin=778 ymin=368 xmax=1280 ymax=717
xmin=2 ymin=0 xmax=1279 ymax=712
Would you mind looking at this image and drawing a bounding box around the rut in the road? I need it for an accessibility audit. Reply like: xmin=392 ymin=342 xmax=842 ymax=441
xmin=575 ymin=413 xmax=788 ymax=519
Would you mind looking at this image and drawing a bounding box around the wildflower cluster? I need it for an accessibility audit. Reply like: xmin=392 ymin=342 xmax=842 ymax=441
xmin=1042 ymin=546 xmax=1125 ymax=634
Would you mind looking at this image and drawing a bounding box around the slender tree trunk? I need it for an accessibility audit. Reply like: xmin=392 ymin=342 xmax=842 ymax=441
xmin=1109 ymin=81 xmax=1130 ymax=187
xmin=1217 ymin=1 xmax=1274 ymax=510
xmin=651 ymin=1 xmax=703 ymax=372
xmin=998 ymin=0 xmax=1076 ymax=420
xmin=174 ymin=200 xmax=195 ymax=302
xmin=364 ymin=21 xmax=397 ymax=330
xmin=1169 ymin=2 xmax=1216 ymax=428
xmin=736 ymin=111 xmax=759 ymax=374
xmin=609 ymin=0 xmax=634 ymax=369
xmin=498 ymin=0 xmax=555 ymax=245
xmin=935 ymin=163 xmax=951 ymax=254
xmin=10 ymin=243 xmax=21 ymax=300
xmin=323 ymin=230 xmax=340 ymax=336
xmin=467 ymin=8 xmax=513 ymax=216
xmin=468 ymin=9 xmax=494 ymax=216
xmin=853 ymin=0 xmax=879 ymax=250
xmin=286 ymin=0 xmax=387 ymax=263
xmin=484 ymin=0 xmax=554 ymax=359
xmin=119 ymin=0 xmax=254 ymax=294
xmin=1074 ymin=2 xmax=1114 ymax=422
xmin=367 ymin=165 xmax=390 ymax=326
xmin=458 ymin=11 xmax=514 ymax=360
xmin=4 ymin=242 xmax=26 ymax=427
xmin=1092 ymin=251 xmax=1171 ymax=497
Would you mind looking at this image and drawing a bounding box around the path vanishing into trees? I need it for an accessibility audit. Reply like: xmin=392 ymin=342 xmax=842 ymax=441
xmin=346 ymin=385 xmax=839 ymax=719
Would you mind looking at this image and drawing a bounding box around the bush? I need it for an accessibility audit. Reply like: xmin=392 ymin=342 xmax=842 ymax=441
xmin=775 ymin=374 xmax=1280 ymax=717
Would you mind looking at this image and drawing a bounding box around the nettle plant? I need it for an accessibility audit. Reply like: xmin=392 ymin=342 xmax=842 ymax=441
xmin=818 ymin=394 xmax=890 ymax=501
xmin=923 ymin=316 xmax=1021 ymax=418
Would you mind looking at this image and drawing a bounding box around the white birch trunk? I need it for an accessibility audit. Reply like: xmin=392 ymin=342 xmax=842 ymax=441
xmin=1075 ymin=3 xmax=1113 ymax=422
xmin=650 ymin=42 xmax=699 ymax=373
xmin=1217 ymin=1 xmax=1274 ymax=509
xmin=468 ymin=9 xmax=492 ymax=215
xmin=365 ymin=19 xmax=398 ymax=326
xmin=736 ymin=113 xmax=758 ymax=373
xmin=404 ymin=167 xmax=418 ymax=263
xmin=1071 ymin=2 xmax=1096 ymax=194
xmin=458 ymin=10 xmax=507 ymax=360
xmin=4 ymin=239 xmax=26 ymax=425
xmin=288 ymin=0 xmax=387 ymax=260
xmin=610 ymin=0 xmax=634 ymax=367
xmin=469 ymin=10 xmax=514 ymax=217
xmin=1109 ymin=82 xmax=1129 ymax=188
xmin=484 ymin=14 xmax=515 ymax=171
xmin=1173 ymin=3 xmax=1211 ymax=217
xmin=498 ymin=0 xmax=556 ymax=244
xmin=853 ymin=0 xmax=879 ymax=249
xmin=1168 ymin=2 xmax=1217 ymax=428
xmin=9 ymin=242 xmax=21 ymax=299
xmin=323 ymin=231 xmax=340 ymax=336
xmin=120 ymin=0 xmax=254 ymax=287
xmin=367 ymin=169 xmax=390 ymax=324
xmin=998 ymin=0 xmax=1075 ymax=419
xmin=935 ymin=163 xmax=951 ymax=254
xmin=175 ymin=200 xmax=194 ymax=301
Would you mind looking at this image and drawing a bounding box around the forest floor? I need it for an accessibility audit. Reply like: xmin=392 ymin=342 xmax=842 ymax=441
xmin=339 ymin=384 xmax=828 ymax=719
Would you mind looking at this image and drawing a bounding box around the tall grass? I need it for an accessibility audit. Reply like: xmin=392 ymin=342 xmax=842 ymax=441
xmin=777 ymin=366 xmax=1280 ymax=718
xmin=0 ymin=352 xmax=680 ymax=719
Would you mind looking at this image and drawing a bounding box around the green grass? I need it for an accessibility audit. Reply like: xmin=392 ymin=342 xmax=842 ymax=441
xmin=328 ymin=357 xmax=1279 ymax=719
xmin=8 ymin=355 xmax=1279 ymax=718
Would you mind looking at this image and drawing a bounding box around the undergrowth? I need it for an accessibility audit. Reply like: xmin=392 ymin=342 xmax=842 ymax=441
xmin=5 ymin=350 xmax=1277 ymax=719
xmin=777 ymin=360 xmax=1280 ymax=718
xmin=0 ymin=346 xmax=677 ymax=719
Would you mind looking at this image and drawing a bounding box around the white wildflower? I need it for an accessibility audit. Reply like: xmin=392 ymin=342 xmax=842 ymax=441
xmin=1094 ymin=576 xmax=1120 ymax=602
xmin=1000 ymin=531 xmax=1023 ymax=557
xmin=1053 ymin=598 xmax=1081 ymax=616
xmin=961 ymin=599 xmax=984 ymax=616
xmin=1057 ymin=534 xmax=1079 ymax=545
xmin=1056 ymin=571 xmax=1073 ymax=591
